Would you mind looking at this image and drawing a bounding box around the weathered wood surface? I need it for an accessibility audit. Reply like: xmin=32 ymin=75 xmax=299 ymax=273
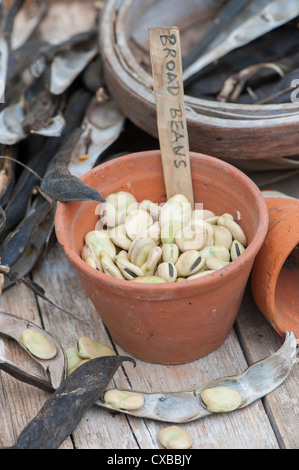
xmin=0 ymin=240 xmax=298 ymax=449
xmin=149 ymin=27 xmax=194 ymax=206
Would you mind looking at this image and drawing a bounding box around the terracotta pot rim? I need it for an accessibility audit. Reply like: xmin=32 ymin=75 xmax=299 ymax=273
xmin=55 ymin=150 xmax=269 ymax=297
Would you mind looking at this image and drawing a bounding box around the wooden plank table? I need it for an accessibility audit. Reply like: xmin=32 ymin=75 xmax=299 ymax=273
xmin=0 ymin=175 xmax=298 ymax=450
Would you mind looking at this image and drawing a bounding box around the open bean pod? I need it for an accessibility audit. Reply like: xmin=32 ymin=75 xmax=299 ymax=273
xmin=96 ymin=332 xmax=296 ymax=423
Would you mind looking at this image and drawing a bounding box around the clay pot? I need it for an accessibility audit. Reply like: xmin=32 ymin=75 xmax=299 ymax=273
xmin=55 ymin=151 xmax=268 ymax=364
xmin=251 ymin=191 xmax=299 ymax=338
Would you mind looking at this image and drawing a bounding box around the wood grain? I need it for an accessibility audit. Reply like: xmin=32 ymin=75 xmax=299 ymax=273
xmin=149 ymin=27 xmax=194 ymax=206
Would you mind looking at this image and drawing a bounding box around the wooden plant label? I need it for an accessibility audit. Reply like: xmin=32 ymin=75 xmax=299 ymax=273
xmin=149 ymin=26 xmax=194 ymax=207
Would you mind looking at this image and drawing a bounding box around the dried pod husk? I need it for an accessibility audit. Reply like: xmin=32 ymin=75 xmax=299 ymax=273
xmin=175 ymin=250 xmax=205 ymax=277
xmin=99 ymin=250 xmax=125 ymax=280
xmin=114 ymin=254 xmax=144 ymax=280
xmin=125 ymin=209 xmax=153 ymax=240
xmin=217 ymin=216 xmax=247 ymax=247
xmin=85 ymin=230 xmax=116 ymax=258
xmin=200 ymin=386 xmax=242 ymax=413
xmin=141 ymin=246 xmax=162 ymax=275
xmin=103 ymin=389 xmax=144 ymax=411
xmin=157 ymin=262 xmax=177 ymax=282
xmin=110 ymin=224 xmax=132 ymax=251
xmin=128 ymin=237 xmax=156 ymax=267
xmin=213 ymin=225 xmax=233 ymax=249
xmin=231 ymin=240 xmax=245 ymax=260
xmin=64 ymin=346 xmax=88 ymax=375
xmin=175 ymin=224 xmax=207 ymax=252
xmin=162 ymin=243 xmax=179 ymax=264
xmin=198 ymin=246 xmax=230 ymax=262
xmin=20 ymin=328 xmax=57 ymax=360
xmin=157 ymin=425 xmax=192 ymax=449
xmin=77 ymin=336 xmax=115 ymax=359
xmin=81 ymin=244 xmax=102 ymax=271
xmin=99 ymin=191 xmax=137 ymax=227
xmin=131 ymin=276 xmax=166 ymax=283
xmin=205 ymin=257 xmax=230 ymax=270
xmin=186 ymin=270 xmax=216 ymax=280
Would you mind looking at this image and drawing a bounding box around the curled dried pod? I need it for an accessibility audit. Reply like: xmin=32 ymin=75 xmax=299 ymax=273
xmin=100 ymin=250 xmax=125 ymax=280
xmin=141 ymin=246 xmax=162 ymax=276
xmin=200 ymin=386 xmax=242 ymax=413
xmin=20 ymin=328 xmax=57 ymax=360
xmin=81 ymin=243 xmax=102 ymax=271
xmin=128 ymin=237 xmax=156 ymax=267
xmin=85 ymin=230 xmax=116 ymax=258
xmin=198 ymin=246 xmax=230 ymax=262
xmin=157 ymin=262 xmax=177 ymax=282
xmin=104 ymin=389 xmax=144 ymax=411
xmin=110 ymin=224 xmax=132 ymax=251
xmin=175 ymin=250 xmax=205 ymax=277
xmin=158 ymin=425 xmax=192 ymax=449
xmin=99 ymin=191 xmax=137 ymax=227
xmin=231 ymin=240 xmax=246 ymax=260
xmin=217 ymin=216 xmax=247 ymax=247
xmin=114 ymin=254 xmax=144 ymax=280
xmin=162 ymin=243 xmax=179 ymax=264
xmin=213 ymin=225 xmax=233 ymax=249
xmin=125 ymin=209 xmax=153 ymax=240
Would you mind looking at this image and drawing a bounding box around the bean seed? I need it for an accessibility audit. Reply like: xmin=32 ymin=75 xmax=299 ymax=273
xmin=65 ymin=346 xmax=88 ymax=375
xmin=85 ymin=230 xmax=116 ymax=258
xmin=230 ymin=240 xmax=245 ymax=260
xmin=100 ymin=250 xmax=125 ymax=280
xmin=20 ymin=328 xmax=57 ymax=360
xmin=128 ymin=238 xmax=156 ymax=267
xmin=131 ymin=276 xmax=166 ymax=283
xmin=201 ymin=385 xmax=242 ymax=412
xmin=77 ymin=336 xmax=116 ymax=359
xmin=141 ymin=246 xmax=162 ymax=275
xmin=213 ymin=225 xmax=232 ymax=249
xmin=175 ymin=250 xmax=205 ymax=277
xmin=157 ymin=425 xmax=192 ymax=449
xmin=104 ymin=389 xmax=144 ymax=410
xmin=162 ymin=243 xmax=179 ymax=264
xmin=125 ymin=209 xmax=153 ymax=240
xmin=205 ymin=257 xmax=230 ymax=270
xmin=217 ymin=216 xmax=247 ymax=246
xmin=158 ymin=262 xmax=177 ymax=282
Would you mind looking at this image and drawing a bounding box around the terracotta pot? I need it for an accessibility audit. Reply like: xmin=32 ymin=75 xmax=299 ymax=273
xmin=55 ymin=151 xmax=268 ymax=364
xmin=251 ymin=191 xmax=299 ymax=338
